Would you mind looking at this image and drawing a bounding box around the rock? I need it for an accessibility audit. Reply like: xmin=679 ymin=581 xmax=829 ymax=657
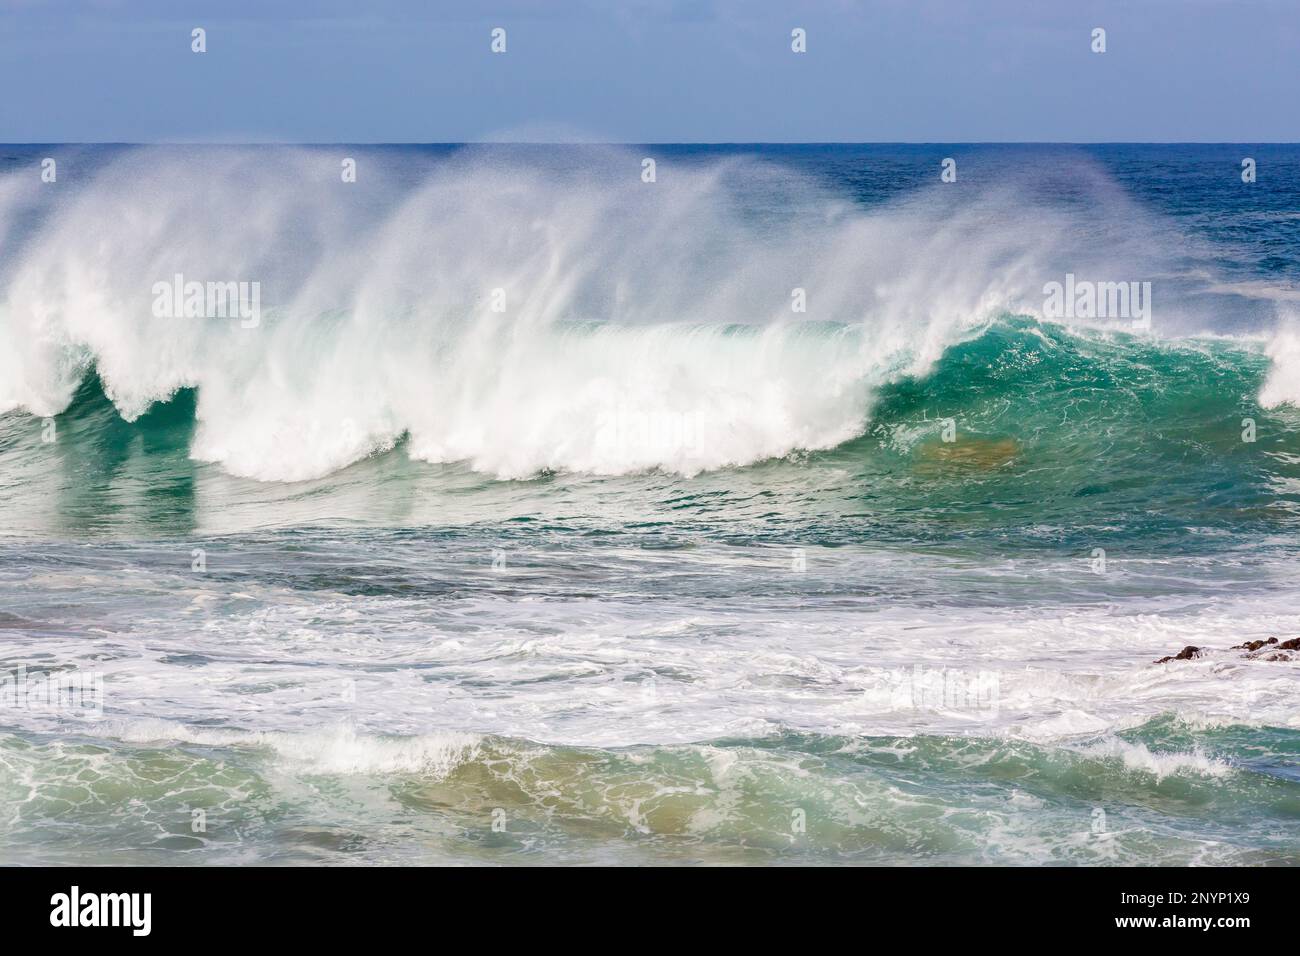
xmin=1154 ymin=636 xmax=1300 ymax=664
xmin=1242 ymin=637 xmax=1298 ymax=660
xmin=915 ymin=437 xmax=1020 ymax=472
xmin=1232 ymin=638 xmax=1277 ymax=652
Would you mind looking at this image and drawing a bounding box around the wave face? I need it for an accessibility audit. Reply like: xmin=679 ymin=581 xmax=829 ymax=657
xmin=2 ymin=315 xmax=1297 ymax=546
xmin=2 ymin=144 xmax=1300 ymax=866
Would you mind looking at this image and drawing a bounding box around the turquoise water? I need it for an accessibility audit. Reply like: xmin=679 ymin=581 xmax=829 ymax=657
xmin=0 ymin=145 xmax=1298 ymax=864
xmin=2 ymin=719 xmax=1297 ymax=866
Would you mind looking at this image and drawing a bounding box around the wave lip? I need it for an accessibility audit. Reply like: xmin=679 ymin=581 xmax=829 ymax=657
xmin=1077 ymin=738 xmax=1234 ymax=780
xmin=1260 ymin=312 xmax=1300 ymax=408
xmin=90 ymin=719 xmax=482 ymax=777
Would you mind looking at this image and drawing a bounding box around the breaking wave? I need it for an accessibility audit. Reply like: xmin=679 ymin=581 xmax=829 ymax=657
xmin=2 ymin=146 xmax=1294 ymax=482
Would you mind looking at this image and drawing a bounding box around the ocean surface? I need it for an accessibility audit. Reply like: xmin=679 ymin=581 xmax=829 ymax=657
xmin=1 ymin=143 xmax=1298 ymax=865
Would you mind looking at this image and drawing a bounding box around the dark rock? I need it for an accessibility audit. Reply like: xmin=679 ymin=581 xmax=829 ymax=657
xmin=1154 ymin=636 xmax=1300 ymax=664
xmin=1232 ymin=638 xmax=1277 ymax=652
xmin=1239 ymin=636 xmax=1298 ymax=661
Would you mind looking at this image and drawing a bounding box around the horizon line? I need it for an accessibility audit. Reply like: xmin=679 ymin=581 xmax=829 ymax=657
xmin=4 ymin=141 xmax=1298 ymax=147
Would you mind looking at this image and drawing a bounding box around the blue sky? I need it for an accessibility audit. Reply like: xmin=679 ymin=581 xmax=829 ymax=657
xmin=2 ymin=0 xmax=1297 ymax=142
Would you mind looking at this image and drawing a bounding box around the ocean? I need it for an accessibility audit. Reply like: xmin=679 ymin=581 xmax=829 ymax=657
xmin=0 ymin=143 xmax=1298 ymax=865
